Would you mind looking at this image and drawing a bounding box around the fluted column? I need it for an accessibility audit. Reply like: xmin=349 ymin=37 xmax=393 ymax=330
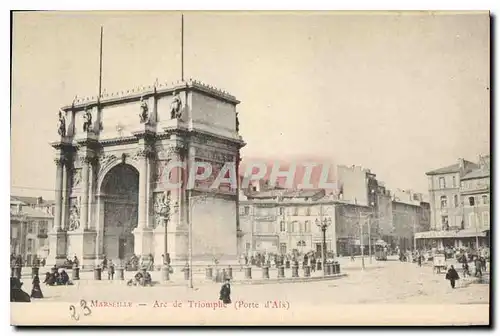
xmin=61 ymin=162 xmax=69 ymax=230
xmin=137 ymin=150 xmax=148 ymax=229
xmin=80 ymin=156 xmax=91 ymax=231
xmin=53 ymin=156 xmax=65 ymax=231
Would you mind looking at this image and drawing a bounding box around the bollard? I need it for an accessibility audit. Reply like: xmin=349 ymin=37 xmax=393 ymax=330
xmin=116 ymin=267 xmax=125 ymax=280
xmin=291 ymin=264 xmax=299 ymax=278
xmin=162 ymin=265 xmax=170 ymax=281
xmin=226 ymin=265 xmax=233 ymax=280
xmin=304 ymin=265 xmax=311 ymax=277
xmin=10 ymin=267 xmax=14 ymax=278
xmin=262 ymin=266 xmax=269 ymax=279
xmin=32 ymin=266 xmax=39 ymax=279
xmin=285 ymin=260 xmax=290 ymax=269
xmin=184 ymin=265 xmax=190 ymax=280
xmin=206 ymin=267 xmax=213 ymax=280
xmin=277 ymin=265 xmax=285 ymax=278
xmin=317 ymin=260 xmax=322 ymax=271
xmin=94 ymin=267 xmax=102 ymax=280
xmin=244 ymin=266 xmax=252 ymax=279
xmin=334 ymin=262 xmax=340 ymax=274
xmin=14 ymin=266 xmax=22 ymax=279
xmin=71 ymin=266 xmax=80 ymax=280
xmin=328 ymin=262 xmax=333 ymax=275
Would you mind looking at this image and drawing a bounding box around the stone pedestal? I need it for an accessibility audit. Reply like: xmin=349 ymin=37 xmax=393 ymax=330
xmin=116 ymin=267 xmax=125 ymax=280
xmin=72 ymin=266 xmax=80 ymax=280
xmin=133 ymin=227 xmax=154 ymax=259
xmin=304 ymin=265 xmax=311 ymax=277
xmin=244 ymin=266 xmax=252 ymax=279
xmin=94 ymin=267 xmax=102 ymax=280
xmin=277 ymin=265 xmax=285 ymax=278
xmin=206 ymin=267 xmax=213 ymax=280
xmin=291 ymin=265 xmax=299 ymax=278
xmin=66 ymin=230 xmax=97 ymax=269
xmin=153 ymin=227 xmax=167 ymax=264
xmin=46 ymin=230 xmax=67 ymax=267
xmin=262 ymin=266 xmax=269 ymax=279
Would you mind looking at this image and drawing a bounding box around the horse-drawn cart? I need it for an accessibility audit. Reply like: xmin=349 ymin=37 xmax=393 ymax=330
xmin=433 ymin=253 xmax=447 ymax=274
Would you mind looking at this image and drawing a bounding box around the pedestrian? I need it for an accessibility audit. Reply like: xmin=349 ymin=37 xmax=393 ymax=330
xmin=445 ymin=265 xmax=460 ymax=289
xmin=418 ymin=254 xmax=422 ymax=267
xmin=474 ymin=257 xmax=483 ymax=277
xmin=108 ymin=261 xmax=115 ymax=280
xmin=219 ymin=278 xmax=231 ymax=304
xmin=30 ymin=275 xmax=44 ymax=299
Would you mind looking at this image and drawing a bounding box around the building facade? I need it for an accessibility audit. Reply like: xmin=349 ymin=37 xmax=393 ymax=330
xmin=10 ymin=196 xmax=54 ymax=264
xmin=48 ymin=79 xmax=245 ymax=268
xmin=416 ymin=156 xmax=489 ymax=249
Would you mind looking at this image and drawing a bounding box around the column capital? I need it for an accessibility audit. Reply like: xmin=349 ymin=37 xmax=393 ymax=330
xmin=135 ymin=147 xmax=155 ymax=159
xmin=54 ymin=157 xmax=66 ymax=166
xmin=166 ymin=145 xmax=187 ymax=158
xmin=78 ymin=155 xmax=97 ymax=165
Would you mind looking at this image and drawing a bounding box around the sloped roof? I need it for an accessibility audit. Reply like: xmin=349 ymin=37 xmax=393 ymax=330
xmin=461 ymin=168 xmax=490 ymax=181
xmin=281 ymin=189 xmax=324 ymax=199
xmin=425 ymin=160 xmax=478 ymax=175
xmin=11 ymin=196 xmax=55 ymax=206
xmin=11 ymin=205 xmax=53 ymax=219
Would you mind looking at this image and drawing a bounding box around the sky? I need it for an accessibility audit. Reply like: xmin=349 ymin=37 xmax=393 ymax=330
xmin=11 ymin=11 xmax=490 ymax=200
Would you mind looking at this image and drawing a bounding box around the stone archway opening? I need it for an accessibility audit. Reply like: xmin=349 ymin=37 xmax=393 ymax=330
xmin=100 ymin=163 xmax=139 ymax=262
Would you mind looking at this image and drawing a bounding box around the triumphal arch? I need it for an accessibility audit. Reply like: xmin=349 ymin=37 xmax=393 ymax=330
xmin=48 ymin=79 xmax=245 ymax=268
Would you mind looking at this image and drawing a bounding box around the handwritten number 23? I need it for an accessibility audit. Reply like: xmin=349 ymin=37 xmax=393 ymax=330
xmin=70 ymin=300 xmax=92 ymax=321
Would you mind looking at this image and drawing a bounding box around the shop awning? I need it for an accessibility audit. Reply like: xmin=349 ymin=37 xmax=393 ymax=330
xmin=415 ymin=230 xmax=487 ymax=239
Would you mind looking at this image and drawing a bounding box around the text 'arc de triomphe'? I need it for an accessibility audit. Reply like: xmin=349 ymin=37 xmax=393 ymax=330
xmin=47 ymin=79 xmax=245 ymax=268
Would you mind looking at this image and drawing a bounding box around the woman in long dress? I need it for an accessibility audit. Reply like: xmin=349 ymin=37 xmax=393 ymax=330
xmin=31 ymin=275 xmax=44 ymax=299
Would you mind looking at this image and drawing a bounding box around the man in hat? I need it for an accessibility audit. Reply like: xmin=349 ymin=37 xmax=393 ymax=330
xmin=219 ymin=278 xmax=231 ymax=304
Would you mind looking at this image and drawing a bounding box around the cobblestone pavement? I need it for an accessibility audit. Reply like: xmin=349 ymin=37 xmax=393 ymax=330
xmin=27 ymin=257 xmax=489 ymax=305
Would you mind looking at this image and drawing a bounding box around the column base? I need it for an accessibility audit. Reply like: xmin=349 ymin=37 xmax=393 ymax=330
xmin=133 ymin=227 xmax=154 ymax=259
xmin=46 ymin=230 xmax=67 ymax=267
xmin=66 ymin=230 xmax=97 ymax=269
xmin=153 ymin=227 xmax=167 ymax=265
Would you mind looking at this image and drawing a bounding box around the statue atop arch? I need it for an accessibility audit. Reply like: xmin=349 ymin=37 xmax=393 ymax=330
xmin=170 ymin=91 xmax=182 ymax=119
xmin=57 ymin=109 xmax=66 ymax=137
xmin=83 ymin=106 xmax=93 ymax=133
xmin=139 ymin=96 xmax=149 ymax=124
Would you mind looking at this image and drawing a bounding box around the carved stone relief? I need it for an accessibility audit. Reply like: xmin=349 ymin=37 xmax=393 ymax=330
xmin=153 ymin=192 xmax=171 ymax=229
xmin=68 ymin=197 xmax=80 ymax=231
xmin=71 ymin=169 xmax=82 ymax=189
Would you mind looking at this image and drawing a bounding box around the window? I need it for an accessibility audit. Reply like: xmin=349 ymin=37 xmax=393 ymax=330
xmin=441 ymin=216 xmax=449 ymax=230
xmin=305 ymin=221 xmax=311 ymax=233
xmin=482 ymin=195 xmax=489 ymax=205
xmin=280 ymin=243 xmax=287 ymax=254
xmin=468 ymin=196 xmax=475 ymax=207
xmin=482 ymin=212 xmax=490 ymax=228
xmin=440 ymin=196 xmax=448 ymax=208
xmin=452 ymin=176 xmax=457 ymax=188
xmin=280 ymin=221 xmax=286 ymax=232
xmin=293 ymin=207 xmax=299 ymax=216
xmin=299 ymin=222 xmax=305 ymax=233
xmin=27 ymin=239 xmax=33 ymax=252
xmin=279 ymin=207 xmax=284 ymax=215
xmin=454 ymin=195 xmax=459 ymax=208
xmin=287 ymin=222 xmax=292 ymax=233
xmin=306 ymin=207 xmax=311 ymax=216
xmin=244 ymin=206 xmax=249 ymax=215
xmin=439 ymin=177 xmax=446 ymax=189
xmin=27 ymin=223 xmax=33 ymax=234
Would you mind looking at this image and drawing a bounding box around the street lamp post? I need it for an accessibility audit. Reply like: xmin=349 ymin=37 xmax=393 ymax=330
xmin=315 ymin=206 xmax=332 ymax=275
xmin=360 ymin=212 xmax=365 ymax=270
